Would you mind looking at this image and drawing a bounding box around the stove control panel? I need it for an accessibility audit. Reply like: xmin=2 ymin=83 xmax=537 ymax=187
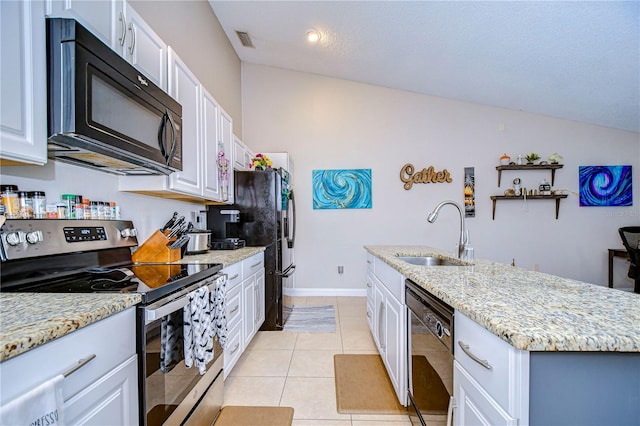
xmin=64 ymin=226 xmax=107 ymax=243
xmin=0 ymin=219 xmax=138 ymax=261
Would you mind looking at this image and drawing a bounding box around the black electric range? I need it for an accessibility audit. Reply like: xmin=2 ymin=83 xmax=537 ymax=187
xmin=0 ymin=219 xmax=222 ymax=304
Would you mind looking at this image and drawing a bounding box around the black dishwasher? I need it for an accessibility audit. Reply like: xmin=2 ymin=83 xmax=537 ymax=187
xmin=406 ymin=279 xmax=454 ymax=426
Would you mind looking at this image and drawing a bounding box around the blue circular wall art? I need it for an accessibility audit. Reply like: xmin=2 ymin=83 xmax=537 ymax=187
xmin=579 ymin=165 xmax=632 ymax=206
xmin=312 ymin=169 xmax=372 ymax=209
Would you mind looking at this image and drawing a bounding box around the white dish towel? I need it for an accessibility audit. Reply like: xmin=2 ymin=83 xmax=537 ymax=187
xmin=0 ymin=374 xmax=65 ymax=426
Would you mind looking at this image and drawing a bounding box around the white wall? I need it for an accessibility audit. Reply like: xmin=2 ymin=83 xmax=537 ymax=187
xmin=241 ymin=63 xmax=640 ymax=291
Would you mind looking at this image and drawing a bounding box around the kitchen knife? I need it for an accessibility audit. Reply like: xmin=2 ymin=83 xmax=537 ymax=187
xmin=169 ymin=234 xmax=190 ymax=249
xmin=161 ymin=212 xmax=178 ymax=232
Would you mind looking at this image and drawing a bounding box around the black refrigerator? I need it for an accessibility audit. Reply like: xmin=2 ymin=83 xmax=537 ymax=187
xmin=208 ymin=169 xmax=294 ymax=330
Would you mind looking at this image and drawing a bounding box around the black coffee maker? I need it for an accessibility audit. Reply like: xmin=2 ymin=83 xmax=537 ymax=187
xmin=207 ymin=208 xmax=246 ymax=250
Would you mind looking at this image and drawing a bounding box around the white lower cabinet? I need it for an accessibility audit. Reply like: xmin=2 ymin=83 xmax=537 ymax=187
xmin=0 ymin=308 xmax=138 ymax=425
xmin=367 ymin=255 xmax=407 ymax=406
xmin=454 ymin=361 xmax=517 ymax=426
xmin=453 ymin=311 xmax=529 ymax=426
xmin=221 ymin=252 xmax=265 ymax=377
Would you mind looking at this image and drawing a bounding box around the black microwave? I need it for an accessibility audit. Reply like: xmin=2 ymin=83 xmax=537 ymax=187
xmin=46 ymin=18 xmax=182 ymax=175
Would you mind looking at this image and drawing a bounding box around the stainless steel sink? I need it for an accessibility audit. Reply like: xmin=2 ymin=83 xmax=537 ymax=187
xmin=397 ymin=255 xmax=467 ymax=266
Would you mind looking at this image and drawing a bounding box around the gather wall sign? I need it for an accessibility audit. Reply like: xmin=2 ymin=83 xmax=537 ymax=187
xmin=400 ymin=163 xmax=452 ymax=190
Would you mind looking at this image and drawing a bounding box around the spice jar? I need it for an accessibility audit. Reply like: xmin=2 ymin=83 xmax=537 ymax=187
xmin=18 ymin=191 xmax=34 ymax=219
xmin=31 ymin=191 xmax=46 ymax=219
xmin=62 ymin=194 xmax=76 ymax=219
xmin=1 ymin=185 xmax=20 ymax=219
xmin=74 ymin=195 xmax=84 ymax=220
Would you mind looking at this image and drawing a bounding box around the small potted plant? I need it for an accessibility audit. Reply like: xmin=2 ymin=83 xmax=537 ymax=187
xmin=525 ymin=152 xmax=540 ymax=165
xmin=548 ymin=153 xmax=563 ymax=164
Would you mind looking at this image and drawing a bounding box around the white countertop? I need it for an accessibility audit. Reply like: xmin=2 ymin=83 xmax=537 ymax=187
xmin=365 ymin=245 xmax=640 ymax=352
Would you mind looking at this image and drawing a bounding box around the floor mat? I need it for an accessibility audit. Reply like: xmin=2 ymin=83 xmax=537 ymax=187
xmin=334 ymin=354 xmax=406 ymax=414
xmin=283 ymin=304 xmax=336 ymax=332
xmin=214 ymin=406 xmax=294 ymax=426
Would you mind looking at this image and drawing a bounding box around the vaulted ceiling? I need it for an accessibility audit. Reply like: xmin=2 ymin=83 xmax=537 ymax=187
xmin=210 ymin=1 xmax=640 ymax=133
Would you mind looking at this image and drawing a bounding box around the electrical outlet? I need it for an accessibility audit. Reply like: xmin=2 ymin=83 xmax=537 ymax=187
xmin=338 ymin=266 xmax=344 ymax=274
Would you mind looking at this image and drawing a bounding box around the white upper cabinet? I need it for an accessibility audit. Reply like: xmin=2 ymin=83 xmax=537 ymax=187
xmin=122 ymin=3 xmax=167 ymax=90
xmin=46 ymin=0 xmax=126 ymax=53
xmin=168 ymin=47 xmax=202 ymax=195
xmin=0 ymin=0 xmax=47 ymax=165
xmin=201 ymin=88 xmax=222 ymax=200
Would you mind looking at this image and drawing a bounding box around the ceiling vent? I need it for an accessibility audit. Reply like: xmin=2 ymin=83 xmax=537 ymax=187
xmin=235 ymin=30 xmax=254 ymax=48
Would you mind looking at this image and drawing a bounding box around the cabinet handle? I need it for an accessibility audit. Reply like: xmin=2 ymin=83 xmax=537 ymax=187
xmin=458 ymin=341 xmax=492 ymax=370
xmin=229 ymin=304 xmax=239 ymax=315
xmin=119 ymin=12 xmax=127 ymax=46
xmin=63 ymin=354 xmax=96 ymax=378
xmin=366 ymin=282 xmax=371 ymax=288
xmin=229 ymin=343 xmax=240 ymax=354
xmin=229 ymin=274 xmax=239 ymax=281
xmin=367 ymin=260 xmax=372 ymax=264
xmin=250 ymin=262 xmax=261 ymax=268
xmin=128 ymin=22 xmax=136 ymax=55
xmin=366 ymin=310 xmax=371 ymax=318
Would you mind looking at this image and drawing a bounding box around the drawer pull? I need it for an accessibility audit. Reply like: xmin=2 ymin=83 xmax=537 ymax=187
xmin=250 ymin=262 xmax=262 ymax=268
xmin=458 ymin=341 xmax=492 ymax=370
xmin=366 ymin=282 xmax=371 ymax=288
xmin=230 ymin=343 xmax=240 ymax=354
xmin=63 ymin=354 xmax=96 ymax=378
xmin=229 ymin=305 xmax=239 ymax=315
xmin=229 ymin=274 xmax=239 ymax=281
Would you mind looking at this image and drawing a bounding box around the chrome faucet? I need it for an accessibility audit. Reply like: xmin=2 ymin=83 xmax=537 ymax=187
xmin=427 ymin=200 xmax=473 ymax=261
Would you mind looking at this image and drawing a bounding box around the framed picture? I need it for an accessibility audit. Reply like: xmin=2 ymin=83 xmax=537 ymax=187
xmin=312 ymin=169 xmax=372 ymax=209
xmin=579 ymin=165 xmax=632 ymax=206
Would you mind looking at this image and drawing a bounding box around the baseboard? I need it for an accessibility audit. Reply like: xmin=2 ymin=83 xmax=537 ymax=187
xmin=284 ymin=288 xmax=367 ymax=297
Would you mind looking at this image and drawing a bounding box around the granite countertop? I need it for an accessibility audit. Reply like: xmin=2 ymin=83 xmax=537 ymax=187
xmin=0 ymin=293 xmax=141 ymax=362
xmin=178 ymin=246 xmax=265 ymax=267
xmin=365 ymin=245 xmax=640 ymax=352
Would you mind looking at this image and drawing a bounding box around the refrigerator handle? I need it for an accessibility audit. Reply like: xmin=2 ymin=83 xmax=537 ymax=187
xmin=287 ymin=191 xmax=296 ymax=249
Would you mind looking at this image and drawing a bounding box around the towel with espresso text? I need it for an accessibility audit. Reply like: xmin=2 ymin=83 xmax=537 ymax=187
xmin=0 ymin=374 xmax=65 ymax=426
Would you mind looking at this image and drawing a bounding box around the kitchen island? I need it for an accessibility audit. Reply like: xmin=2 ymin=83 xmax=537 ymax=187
xmin=365 ymin=245 xmax=640 ymax=426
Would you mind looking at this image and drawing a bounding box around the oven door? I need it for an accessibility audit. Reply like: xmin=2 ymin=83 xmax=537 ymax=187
xmin=139 ymin=274 xmax=225 ymax=426
xmin=407 ymin=289 xmax=454 ymax=426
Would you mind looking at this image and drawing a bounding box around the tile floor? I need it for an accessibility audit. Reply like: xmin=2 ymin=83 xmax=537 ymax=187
xmin=224 ymin=296 xmax=411 ymax=426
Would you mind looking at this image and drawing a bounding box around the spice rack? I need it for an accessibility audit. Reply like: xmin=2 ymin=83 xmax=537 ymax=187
xmin=491 ymin=163 xmax=567 ymax=220
xmin=131 ymin=230 xmax=181 ymax=263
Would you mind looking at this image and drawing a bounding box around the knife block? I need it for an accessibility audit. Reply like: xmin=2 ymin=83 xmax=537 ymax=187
xmin=132 ymin=230 xmax=181 ymax=263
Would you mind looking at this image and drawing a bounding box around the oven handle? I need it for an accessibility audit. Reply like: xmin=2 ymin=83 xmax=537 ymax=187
xmin=145 ymin=273 xmax=227 ymax=323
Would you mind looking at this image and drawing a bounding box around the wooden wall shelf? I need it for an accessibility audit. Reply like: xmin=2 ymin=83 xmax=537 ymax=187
xmin=495 ymin=164 xmax=563 ymax=186
xmin=489 ymin=194 xmax=568 ymax=220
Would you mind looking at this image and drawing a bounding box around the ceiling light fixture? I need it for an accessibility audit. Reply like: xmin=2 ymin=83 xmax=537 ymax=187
xmin=306 ymin=30 xmax=320 ymax=43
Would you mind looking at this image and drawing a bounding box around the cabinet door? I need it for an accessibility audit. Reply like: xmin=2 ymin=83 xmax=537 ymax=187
xmin=374 ymin=280 xmax=385 ymax=354
xmin=46 ymin=0 xmax=125 ymax=53
xmin=123 ymin=3 xmax=166 ymax=90
xmin=233 ymin=136 xmax=247 ymax=170
xmin=454 ymin=361 xmax=517 ymax=426
xmin=243 ymin=275 xmax=256 ymax=348
xmin=201 ymin=87 xmax=222 ymax=200
xmin=384 ymin=291 xmax=407 ymax=406
xmin=255 ymin=270 xmax=265 ymax=329
xmin=0 ymin=0 xmax=47 ymax=165
xmin=64 ymin=355 xmax=138 ymax=425
xmin=218 ymin=111 xmax=233 ymax=202
xmin=168 ymin=48 xmax=202 ymax=196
